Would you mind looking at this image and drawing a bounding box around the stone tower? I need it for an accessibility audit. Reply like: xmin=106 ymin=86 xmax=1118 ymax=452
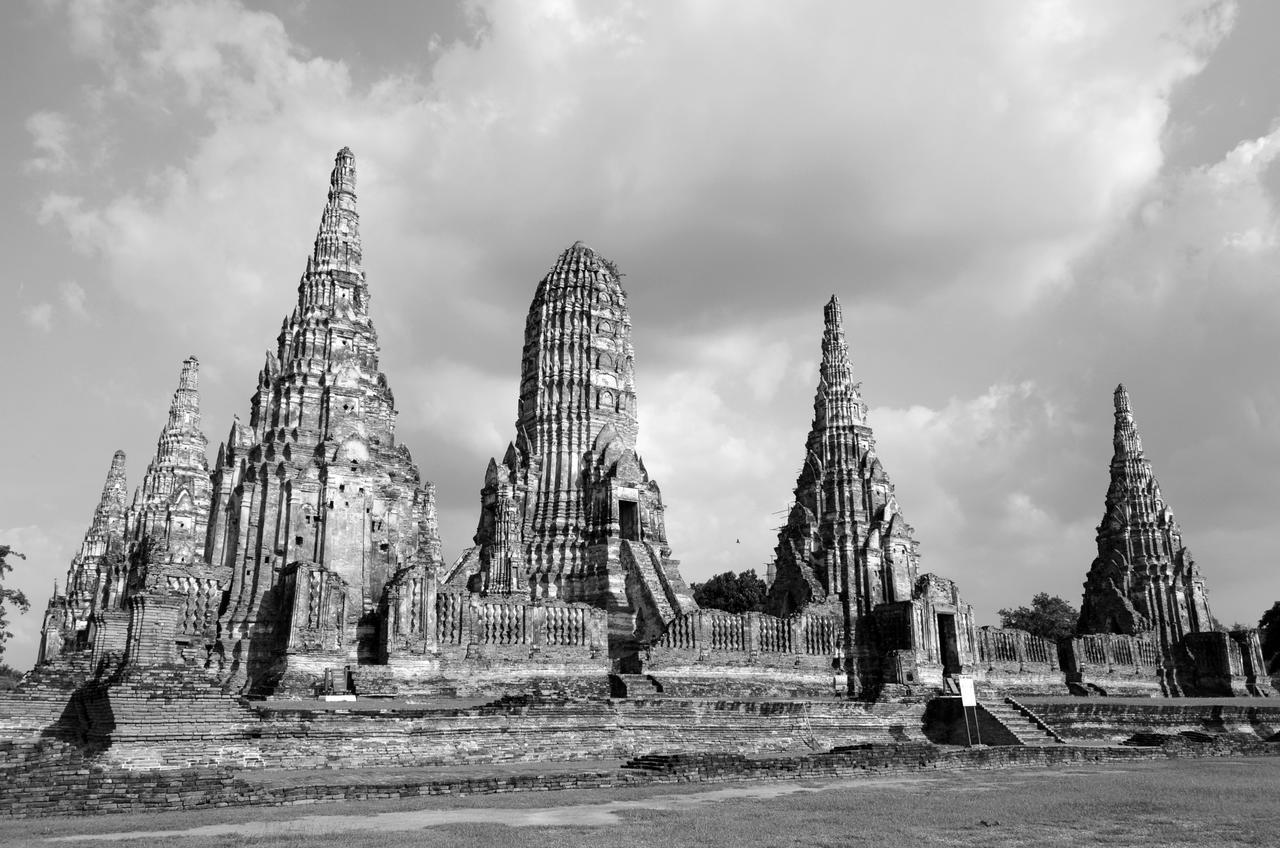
xmin=39 ymin=450 xmax=129 ymax=659
xmin=209 ymin=147 xmax=442 ymax=693
xmin=767 ymin=297 xmax=977 ymax=694
xmin=127 ymin=357 xmax=212 ymax=562
xmin=446 ymin=242 xmax=694 ymax=653
xmin=766 ymin=296 xmax=922 ymax=621
xmin=1078 ymin=385 xmax=1214 ymax=646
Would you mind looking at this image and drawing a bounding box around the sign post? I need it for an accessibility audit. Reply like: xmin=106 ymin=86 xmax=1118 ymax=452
xmin=958 ymin=676 xmax=981 ymax=746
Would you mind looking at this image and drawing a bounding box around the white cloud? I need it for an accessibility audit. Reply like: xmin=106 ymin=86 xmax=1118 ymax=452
xmin=24 ymin=111 xmax=74 ymax=174
xmin=22 ymin=303 xmax=54 ymax=333
xmin=59 ymin=281 xmax=89 ymax=320
xmin=21 ymin=0 xmax=1278 ymax=634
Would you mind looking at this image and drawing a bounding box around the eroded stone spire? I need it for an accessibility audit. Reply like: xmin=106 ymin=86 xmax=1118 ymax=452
xmin=128 ymin=357 xmax=211 ymax=560
xmin=1079 ymin=384 xmax=1213 ymax=647
xmin=1112 ymin=383 xmax=1143 ymax=459
xmin=55 ymin=449 xmax=129 ymax=646
xmin=312 ymin=146 xmax=361 ymax=273
xmin=767 ymin=295 xmax=918 ymax=620
xmin=211 ymin=147 xmax=441 ymax=694
xmin=90 ymin=450 xmax=129 ymax=548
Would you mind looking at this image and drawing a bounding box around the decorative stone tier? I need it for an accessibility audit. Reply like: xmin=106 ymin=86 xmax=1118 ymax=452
xmin=970 ymin=627 xmax=1068 ymax=695
xmin=274 ymin=591 xmax=610 ymax=699
xmin=644 ymin=609 xmax=844 ymax=698
xmin=1059 ymin=633 xmax=1165 ymax=696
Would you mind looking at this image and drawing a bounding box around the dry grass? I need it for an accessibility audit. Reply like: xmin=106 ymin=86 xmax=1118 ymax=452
xmin=8 ymin=756 xmax=1280 ymax=847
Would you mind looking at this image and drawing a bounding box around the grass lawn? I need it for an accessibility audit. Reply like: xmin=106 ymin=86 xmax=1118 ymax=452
xmin=7 ymin=756 xmax=1280 ymax=847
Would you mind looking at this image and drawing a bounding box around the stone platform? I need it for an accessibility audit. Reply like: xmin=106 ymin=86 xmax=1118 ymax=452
xmin=3 ymin=738 xmax=1278 ymax=818
xmin=1018 ymin=696 xmax=1280 ymax=744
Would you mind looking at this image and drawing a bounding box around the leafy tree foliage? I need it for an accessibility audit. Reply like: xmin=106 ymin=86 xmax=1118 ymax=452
xmin=0 ymin=546 xmax=30 ymax=662
xmin=998 ymin=592 xmax=1079 ymax=642
xmin=691 ymin=569 xmax=767 ymax=614
xmin=1260 ymin=601 xmax=1280 ymax=674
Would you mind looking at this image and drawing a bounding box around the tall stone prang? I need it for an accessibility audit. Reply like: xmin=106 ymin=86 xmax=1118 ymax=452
xmin=445 ymin=242 xmax=695 ymax=655
xmin=209 ymin=148 xmax=442 ymax=693
xmin=114 ymin=357 xmax=227 ymax=666
xmin=1077 ymin=384 xmax=1217 ymax=678
xmin=38 ymin=450 xmax=129 ymax=661
xmin=766 ymin=297 xmax=977 ymax=695
xmin=766 ymin=296 xmax=922 ymax=619
xmin=1078 ymin=385 xmax=1214 ymax=642
xmin=1070 ymin=384 xmax=1271 ymax=696
xmin=127 ymin=357 xmax=212 ymax=562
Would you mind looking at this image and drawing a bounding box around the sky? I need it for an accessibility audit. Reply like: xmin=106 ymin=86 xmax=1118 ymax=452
xmin=3 ymin=0 xmax=1280 ymax=670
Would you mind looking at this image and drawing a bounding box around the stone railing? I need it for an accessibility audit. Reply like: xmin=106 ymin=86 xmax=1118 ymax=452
xmin=976 ymin=627 xmax=1059 ymax=668
xmin=1060 ymin=633 xmax=1160 ymax=672
xmin=653 ymin=610 xmax=840 ymax=657
xmin=166 ymin=575 xmax=226 ymax=638
xmin=434 ymin=591 xmax=604 ymax=652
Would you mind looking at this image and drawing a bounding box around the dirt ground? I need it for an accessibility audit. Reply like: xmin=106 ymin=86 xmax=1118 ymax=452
xmin=8 ymin=756 xmax=1280 ymax=847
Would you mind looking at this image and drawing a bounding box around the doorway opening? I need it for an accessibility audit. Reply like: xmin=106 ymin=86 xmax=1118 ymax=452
xmin=937 ymin=613 xmax=961 ymax=676
xmin=619 ymin=499 xmax=639 ymax=541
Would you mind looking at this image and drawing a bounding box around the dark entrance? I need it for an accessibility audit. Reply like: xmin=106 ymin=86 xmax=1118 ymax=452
xmin=357 ymin=611 xmax=381 ymax=665
xmin=937 ymin=613 xmax=961 ymax=676
xmin=619 ymin=499 xmax=639 ymax=541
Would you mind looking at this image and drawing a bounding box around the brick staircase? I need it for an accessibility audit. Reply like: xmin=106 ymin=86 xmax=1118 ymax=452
xmin=620 ymin=542 xmax=677 ymax=624
xmin=610 ymin=673 xmax=664 ymax=698
xmin=979 ymin=698 xmax=1065 ymax=746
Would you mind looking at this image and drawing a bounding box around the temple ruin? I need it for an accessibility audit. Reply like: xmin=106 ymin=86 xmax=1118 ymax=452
xmin=12 ymin=146 xmax=1277 ymax=810
xmin=443 ymin=241 xmax=696 ymax=664
xmin=1068 ymin=385 xmax=1270 ymax=696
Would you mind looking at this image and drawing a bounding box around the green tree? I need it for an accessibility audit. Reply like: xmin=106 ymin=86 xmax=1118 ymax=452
xmin=0 ymin=546 xmax=31 ymax=662
xmin=998 ymin=592 xmax=1079 ymax=642
xmin=691 ymin=569 xmax=767 ymax=614
xmin=1259 ymin=601 xmax=1280 ymax=674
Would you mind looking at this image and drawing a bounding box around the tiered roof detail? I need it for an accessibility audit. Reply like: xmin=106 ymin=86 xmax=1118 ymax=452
xmin=766 ymin=296 xmax=921 ymax=619
xmin=127 ymin=357 xmax=211 ymax=561
xmin=447 ymin=242 xmax=693 ymax=643
xmin=210 ymin=148 xmax=441 ymax=690
xmin=59 ymin=450 xmax=129 ymax=633
xmin=1078 ymin=385 xmax=1213 ymax=643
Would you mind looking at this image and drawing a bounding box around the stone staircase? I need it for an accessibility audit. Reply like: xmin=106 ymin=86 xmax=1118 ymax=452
xmin=610 ymin=673 xmax=664 ymax=698
xmin=979 ymin=698 xmax=1065 ymax=746
xmin=620 ymin=541 xmax=677 ymax=625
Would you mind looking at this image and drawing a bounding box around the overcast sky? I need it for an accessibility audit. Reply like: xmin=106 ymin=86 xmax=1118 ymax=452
xmin=4 ymin=0 xmax=1280 ymax=670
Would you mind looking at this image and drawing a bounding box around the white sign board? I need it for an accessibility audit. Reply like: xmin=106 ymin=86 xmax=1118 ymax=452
xmin=958 ymin=677 xmax=977 ymax=707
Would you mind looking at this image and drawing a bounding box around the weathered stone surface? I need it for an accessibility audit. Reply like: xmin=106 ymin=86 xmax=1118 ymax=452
xmin=1077 ymin=385 xmax=1270 ymax=696
xmin=760 ymin=298 xmax=989 ymax=696
xmin=444 ymin=242 xmax=695 ymax=659
xmin=39 ymin=451 xmax=129 ymax=662
xmin=209 ymin=149 xmax=443 ymax=694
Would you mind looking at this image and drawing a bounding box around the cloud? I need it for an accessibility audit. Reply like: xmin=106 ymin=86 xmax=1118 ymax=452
xmin=24 ymin=111 xmax=74 ymax=174
xmin=18 ymin=0 xmax=1277 ymax=638
xmin=59 ymin=282 xmax=89 ymax=320
xmin=32 ymin=1 xmax=1234 ymax=346
xmin=22 ymin=303 xmax=54 ymax=333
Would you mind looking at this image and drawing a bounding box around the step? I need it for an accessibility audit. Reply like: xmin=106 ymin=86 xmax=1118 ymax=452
xmin=977 ymin=703 xmax=1062 ymax=746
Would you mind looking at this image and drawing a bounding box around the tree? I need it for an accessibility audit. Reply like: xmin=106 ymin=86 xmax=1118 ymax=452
xmin=691 ymin=569 xmax=767 ymax=614
xmin=1259 ymin=602 xmax=1280 ymax=674
xmin=0 ymin=546 xmax=30 ymax=662
xmin=998 ymin=593 xmax=1079 ymax=642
